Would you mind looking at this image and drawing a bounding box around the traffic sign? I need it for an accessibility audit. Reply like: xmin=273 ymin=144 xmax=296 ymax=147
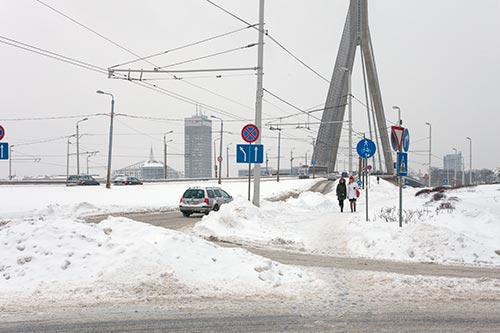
xmin=402 ymin=128 xmax=410 ymax=152
xmin=241 ymin=124 xmax=259 ymax=143
xmin=311 ymin=160 xmax=317 ymax=166
xmin=0 ymin=142 xmax=9 ymax=160
xmin=217 ymin=156 xmax=223 ymax=163
xmin=0 ymin=125 xmax=4 ymax=141
xmin=357 ymin=179 xmax=363 ymax=187
xmin=236 ymin=144 xmax=263 ymax=163
xmin=397 ymin=152 xmax=408 ymax=176
xmin=356 ymin=138 xmax=376 ymax=159
xmin=391 ymin=126 xmax=405 ymax=151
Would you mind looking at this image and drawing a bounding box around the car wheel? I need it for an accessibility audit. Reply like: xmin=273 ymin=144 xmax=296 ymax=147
xmin=212 ymin=204 xmax=220 ymax=212
xmin=182 ymin=212 xmax=191 ymax=217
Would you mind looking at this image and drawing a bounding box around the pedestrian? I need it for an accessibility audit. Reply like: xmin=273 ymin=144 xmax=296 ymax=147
xmin=376 ymin=176 xmax=380 ymax=184
xmin=336 ymin=177 xmax=347 ymax=212
xmin=347 ymin=176 xmax=359 ymax=212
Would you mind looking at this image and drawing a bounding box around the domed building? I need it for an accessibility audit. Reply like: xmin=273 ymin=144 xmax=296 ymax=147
xmin=113 ymin=147 xmax=182 ymax=180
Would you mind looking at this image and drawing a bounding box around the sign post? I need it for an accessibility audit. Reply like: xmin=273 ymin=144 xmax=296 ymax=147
xmin=241 ymin=124 xmax=260 ymax=201
xmin=356 ymin=138 xmax=376 ymax=222
xmin=393 ymin=126 xmax=410 ymax=228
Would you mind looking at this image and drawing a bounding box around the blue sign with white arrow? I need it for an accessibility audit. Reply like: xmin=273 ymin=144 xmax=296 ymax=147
xmin=236 ymin=144 xmax=264 ymax=164
xmin=0 ymin=142 xmax=9 ymax=160
xmin=356 ymin=138 xmax=376 ymax=159
xmin=402 ymin=128 xmax=410 ymax=152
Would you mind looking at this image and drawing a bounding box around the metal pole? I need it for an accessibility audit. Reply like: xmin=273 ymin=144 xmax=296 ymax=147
xmin=252 ymin=0 xmax=265 ymax=207
xmin=366 ymin=159 xmax=369 ymax=222
xmin=290 ymin=149 xmax=294 ymax=175
xmin=76 ymin=123 xmax=80 ymax=175
xmin=218 ymin=120 xmax=223 ymax=185
xmin=277 ymin=129 xmax=281 ymax=182
xmin=453 ymin=148 xmax=457 ymax=186
xmin=467 ymin=137 xmax=472 ymax=185
xmin=106 ymin=98 xmax=115 ymax=189
xmin=164 ymin=135 xmax=167 ymax=179
xmin=426 ymin=122 xmax=432 ymax=187
xmin=66 ymin=137 xmax=70 ymax=180
xmin=226 ymin=143 xmax=231 ymax=178
xmin=8 ymin=145 xmax=13 ymax=180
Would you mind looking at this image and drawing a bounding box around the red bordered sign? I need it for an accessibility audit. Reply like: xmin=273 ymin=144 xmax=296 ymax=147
xmin=0 ymin=125 xmax=5 ymax=141
xmin=241 ymin=124 xmax=259 ymax=143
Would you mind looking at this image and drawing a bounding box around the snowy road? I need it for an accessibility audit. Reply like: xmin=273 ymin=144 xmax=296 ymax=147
xmin=88 ymin=210 xmax=500 ymax=280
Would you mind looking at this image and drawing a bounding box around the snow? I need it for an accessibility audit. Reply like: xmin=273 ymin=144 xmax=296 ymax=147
xmin=1 ymin=177 xmax=499 ymax=303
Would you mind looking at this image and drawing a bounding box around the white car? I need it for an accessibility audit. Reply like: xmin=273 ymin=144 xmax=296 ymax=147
xmin=179 ymin=187 xmax=233 ymax=217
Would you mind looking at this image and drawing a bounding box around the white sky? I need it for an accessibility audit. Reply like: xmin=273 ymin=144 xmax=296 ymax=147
xmin=1 ymin=0 xmax=499 ymax=178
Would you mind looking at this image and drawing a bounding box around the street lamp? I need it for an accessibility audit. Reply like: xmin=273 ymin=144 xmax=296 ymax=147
xmin=163 ymin=131 xmax=173 ymax=179
xmin=270 ymin=126 xmax=282 ymax=182
xmin=66 ymin=135 xmax=76 ymax=180
xmin=226 ymin=142 xmax=232 ymax=178
xmin=213 ymin=137 xmax=220 ymax=179
xmin=211 ymin=115 xmax=223 ymax=185
xmin=425 ymin=122 xmax=432 ymax=187
xmin=466 ymin=137 xmax=472 ymax=185
xmin=8 ymin=144 xmax=14 ymax=180
xmin=290 ymin=148 xmax=295 ymax=175
xmin=96 ymin=90 xmax=115 ymax=189
xmin=452 ymin=147 xmax=457 ymax=186
xmin=266 ymin=148 xmax=271 ymax=176
xmin=392 ymin=106 xmax=401 ymax=125
xmin=76 ymin=117 xmax=88 ymax=175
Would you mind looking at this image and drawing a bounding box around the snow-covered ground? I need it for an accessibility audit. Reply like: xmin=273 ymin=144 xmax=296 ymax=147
xmin=1 ymin=177 xmax=499 ymax=304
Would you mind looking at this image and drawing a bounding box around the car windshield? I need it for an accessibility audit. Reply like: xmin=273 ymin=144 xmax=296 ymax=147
xmin=183 ymin=189 xmax=204 ymax=199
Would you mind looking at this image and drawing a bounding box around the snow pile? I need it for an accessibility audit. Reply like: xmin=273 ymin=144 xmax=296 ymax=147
xmin=194 ymin=179 xmax=500 ymax=267
xmin=0 ymin=216 xmax=318 ymax=299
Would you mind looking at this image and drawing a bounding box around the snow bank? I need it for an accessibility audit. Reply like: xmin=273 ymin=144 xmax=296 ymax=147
xmin=0 ymin=216 xmax=318 ymax=299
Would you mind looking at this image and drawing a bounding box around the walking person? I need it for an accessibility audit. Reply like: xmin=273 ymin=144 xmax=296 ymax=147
xmin=336 ymin=177 xmax=347 ymax=212
xmin=347 ymin=176 xmax=359 ymax=212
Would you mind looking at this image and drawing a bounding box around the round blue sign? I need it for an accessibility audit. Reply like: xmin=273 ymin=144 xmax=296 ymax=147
xmin=402 ymin=128 xmax=410 ymax=152
xmin=356 ymin=138 xmax=376 ymax=159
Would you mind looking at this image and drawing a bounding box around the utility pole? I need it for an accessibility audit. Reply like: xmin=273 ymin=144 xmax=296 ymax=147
xmin=226 ymin=143 xmax=232 ymax=178
xmin=252 ymin=0 xmax=265 ymax=207
xmin=96 ymin=90 xmax=115 ymax=189
xmin=76 ymin=117 xmax=88 ymax=175
xmin=346 ymin=69 xmax=353 ymax=174
xmin=290 ymin=148 xmax=295 ymax=175
xmin=270 ymin=126 xmax=281 ymax=182
xmin=8 ymin=144 xmax=13 ymax=180
xmin=466 ymin=137 xmax=472 ymax=185
xmin=163 ymin=131 xmax=173 ymax=179
xmin=425 ymin=122 xmax=432 ymax=187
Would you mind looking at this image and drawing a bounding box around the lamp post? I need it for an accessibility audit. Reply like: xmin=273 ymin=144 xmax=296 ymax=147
xmin=270 ymin=127 xmax=282 ymax=182
xmin=466 ymin=137 xmax=472 ymax=185
xmin=266 ymin=148 xmax=271 ymax=176
xmin=96 ymin=90 xmax=115 ymax=189
xmin=290 ymin=148 xmax=295 ymax=175
xmin=392 ymin=106 xmax=401 ymax=126
xmin=163 ymin=131 xmax=173 ymax=179
xmin=226 ymin=142 xmax=232 ymax=178
xmin=211 ymin=115 xmax=223 ymax=184
xmin=76 ymin=117 xmax=88 ymax=175
xmin=213 ymin=137 xmax=220 ymax=178
xmin=425 ymin=122 xmax=432 ymax=187
xmin=8 ymin=144 xmax=14 ymax=180
xmin=452 ymin=148 xmax=457 ymax=186
xmin=66 ymin=135 xmax=76 ymax=180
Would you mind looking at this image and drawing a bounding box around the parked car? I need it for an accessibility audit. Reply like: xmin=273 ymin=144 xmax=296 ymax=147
xmin=113 ymin=176 xmax=143 ymax=185
xmin=66 ymin=175 xmax=100 ymax=186
xmin=327 ymin=173 xmax=339 ymax=181
xmin=179 ymin=186 xmax=233 ymax=217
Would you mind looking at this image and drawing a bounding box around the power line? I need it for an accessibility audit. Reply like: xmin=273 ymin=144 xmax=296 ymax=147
xmin=205 ymin=0 xmax=330 ymax=84
xmin=111 ymin=24 xmax=258 ymax=68
xmin=0 ymin=113 xmax=106 ymax=121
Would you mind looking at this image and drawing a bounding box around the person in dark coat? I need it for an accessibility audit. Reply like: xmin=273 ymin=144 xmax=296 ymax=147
xmin=336 ymin=177 xmax=347 ymax=212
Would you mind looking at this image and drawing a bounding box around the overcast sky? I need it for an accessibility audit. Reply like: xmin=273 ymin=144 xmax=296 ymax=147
xmin=1 ymin=0 xmax=499 ymax=179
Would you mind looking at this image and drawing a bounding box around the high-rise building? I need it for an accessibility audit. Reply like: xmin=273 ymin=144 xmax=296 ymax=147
xmin=443 ymin=152 xmax=463 ymax=171
xmin=184 ymin=114 xmax=212 ymax=178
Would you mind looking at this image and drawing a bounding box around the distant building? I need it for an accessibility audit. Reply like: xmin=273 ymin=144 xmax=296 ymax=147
xmin=443 ymin=152 xmax=463 ymax=171
xmin=114 ymin=147 xmax=181 ymax=180
xmin=184 ymin=114 xmax=212 ymax=178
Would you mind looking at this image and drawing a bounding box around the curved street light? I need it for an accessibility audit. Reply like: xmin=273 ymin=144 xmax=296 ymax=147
xmin=96 ymin=90 xmax=115 ymax=189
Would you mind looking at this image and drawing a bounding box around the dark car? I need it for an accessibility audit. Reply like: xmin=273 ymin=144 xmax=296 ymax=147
xmin=113 ymin=176 xmax=143 ymax=185
xmin=66 ymin=175 xmax=100 ymax=186
xmin=179 ymin=186 xmax=233 ymax=217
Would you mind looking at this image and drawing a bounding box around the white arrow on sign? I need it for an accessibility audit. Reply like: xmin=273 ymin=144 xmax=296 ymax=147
xmin=254 ymin=146 xmax=258 ymax=162
xmin=239 ymin=146 xmax=247 ymax=162
xmin=0 ymin=144 xmax=4 ymax=159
